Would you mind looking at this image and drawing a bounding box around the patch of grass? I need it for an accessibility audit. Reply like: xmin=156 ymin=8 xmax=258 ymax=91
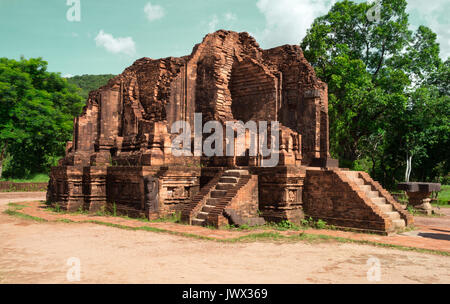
xmin=300 ymin=217 xmax=330 ymax=230
xmin=56 ymin=218 xmax=74 ymax=223
xmin=94 ymin=209 xmax=107 ymax=217
xmin=432 ymin=203 xmax=450 ymax=208
xmin=3 ymin=209 xmax=48 ymax=222
xmin=229 ymin=231 xmax=287 ymax=242
xmin=438 ymin=185 xmax=450 ymax=204
xmin=275 ymin=220 xmax=301 ymax=231
xmin=46 ymin=204 xmax=93 ymax=216
xmin=203 ymin=225 xmax=218 ymax=230
xmin=46 ymin=203 xmax=62 ymax=213
xmin=407 ymin=206 xmax=419 ymax=216
xmin=150 ymin=212 xmax=181 ymax=223
xmin=45 ymin=204 xmax=183 ymax=225
xmin=5 ymin=202 xmax=47 ymax=221
xmin=74 ymin=205 xmax=89 ymax=215
xmin=118 ymin=215 xmax=149 ymax=222
xmin=7 ymin=203 xmax=27 ymax=210
xmin=390 ymin=191 xmax=408 ymax=204
xmin=0 ymin=173 xmax=49 ymax=183
xmin=112 ymin=202 xmax=117 ymax=217
xmin=226 ymin=223 xmax=256 ymax=231
xmin=435 ymin=185 xmax=450 ymax=206
xmin=225 ymin=218 xmax=332 ymax=232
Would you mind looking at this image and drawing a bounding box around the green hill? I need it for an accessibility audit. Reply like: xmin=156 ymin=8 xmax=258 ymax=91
xmin=66 ymin=74 xmax=116 ymax=99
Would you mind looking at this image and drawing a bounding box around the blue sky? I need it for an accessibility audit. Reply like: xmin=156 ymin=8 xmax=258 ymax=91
xmin=0 ymin=0 xmax=448 ymax=76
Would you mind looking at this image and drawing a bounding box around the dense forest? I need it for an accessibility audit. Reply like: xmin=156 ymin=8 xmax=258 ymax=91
xmin=0 ymin=64 xmax=114 ymax=179
xmin=66 ymin=74 xmax=116 ymax=99
xmin=301 ymin=0 xmax=449 ymax=188
xmin=0 ymin=57 xmax=85 ymax=179
xmin=0 ymin=0 xmax=448 ymax=189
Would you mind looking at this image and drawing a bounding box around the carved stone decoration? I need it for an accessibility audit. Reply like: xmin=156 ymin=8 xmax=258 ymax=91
xmin=144 ymin=176 xmax=159 ymax=213
xmin=287 ymin=189 xmax=297 ymax=202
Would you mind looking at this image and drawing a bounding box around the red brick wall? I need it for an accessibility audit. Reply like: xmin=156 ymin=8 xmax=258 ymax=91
xmin=227 ymin=175 xmax=259 ymax=219
xmin=0 ymin=182 xmax=47 ymax=192
xmin=303 ymin=169 xmax=392 ymax=233
xmin=230 ymin=59 xmax=278 ymax=122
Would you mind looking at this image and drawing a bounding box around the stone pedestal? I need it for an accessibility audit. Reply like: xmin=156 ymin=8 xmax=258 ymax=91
xmin=406 ymin=191 xmax=433 ymax=215
xmin=83 ymin=166 xmax=107 ymax=213
xmin=398 ymin=182 xmax=441 ymax=216
xmin=48 ymin=166 xmax=84 ymax=212
xmin=255 ymin=166 xmax=306 ymax=224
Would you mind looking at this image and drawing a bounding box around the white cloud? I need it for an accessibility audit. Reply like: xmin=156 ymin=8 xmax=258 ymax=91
xmin=144 ymin=2 xmax=165 ymax=21
xmin=406 ymin=0 xmax=450 ymax=59
xmin=254 ymin=0 xmax=449 ymax=59
xmin=224 ymin=12 xmax=237 ymax=22
xmin=95 ymin=30 xmax=136 ymax=56
xmin=255 ymin=0 xmax=336 ymax=48
xmin=62 ymin=73 xmax=74 ymax=78
xmin=208 ymin=14 xmax=220 ymax=33
xmin=207 ymin=13 xmax=238 ymax=33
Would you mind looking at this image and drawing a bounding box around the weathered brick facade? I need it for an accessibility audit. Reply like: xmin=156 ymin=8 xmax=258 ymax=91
xmin=47 ymin=30 xmax=412 ymax=233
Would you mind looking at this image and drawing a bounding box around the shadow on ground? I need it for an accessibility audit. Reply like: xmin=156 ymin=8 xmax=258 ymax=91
xmin=417 ymin=232 xmax=450 ymax=241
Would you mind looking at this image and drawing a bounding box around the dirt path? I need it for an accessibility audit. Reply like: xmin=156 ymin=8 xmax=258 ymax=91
xmin=414 ymin=208 xmax=450 ymax=230
xmin=1 ymin=193 xmax=449 ymax=284
xmin=0 ymin=192 xmax=46 ymax=205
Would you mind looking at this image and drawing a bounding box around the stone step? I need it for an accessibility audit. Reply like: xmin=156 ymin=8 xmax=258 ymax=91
xmin=393 ymin=219 xmax=406 ymax=229
xmin=366 ymin=191 xmax=379 ymax=198
xmin=360 ymin=185 xmax=372 ymax=193
xmin=202 ymin=205 xmax=215 ymax=213
xmin=219 ymin=177 xmax=238 ymax=184
xmin=224 ymin=169 xmax=249 ymax=176
xmin=223 ymin=171 xmax=241 ymax=178
xmin=386 ymin=211 xmax=401 ymax=220
xmin=197 ymin=211 xmax=209 ymax=220
xmin=377 ymin=204 xmax=393 ymax=213
xmin=211 ymin=190 xmax=227 ymax=198
xmin=345 ymin=171 xmax=359 ymax=180
xmin=192 ymin=218 xmax=205 ymax=226
xmin=216 ymin=183 xmax=235 ymax=191
xmin=206 ymin=198 xmax=220 ymax=206
xmin=354 ymin=178 xmax=365 ymax=185
xmin=371 ymin=197 xmax=386 ymax=204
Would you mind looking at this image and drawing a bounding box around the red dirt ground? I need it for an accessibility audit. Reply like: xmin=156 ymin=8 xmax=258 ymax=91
xmin=1 ymin=193 xmax=449 ymax=283
xmin=9 ymin=200 xmax=450 ymax=253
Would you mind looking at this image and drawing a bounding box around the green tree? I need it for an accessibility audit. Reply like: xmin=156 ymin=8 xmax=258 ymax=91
xmin=301 ymin=0 xmax=448 ymax=187
xmin=67 ymin=74 xmax=115 ymax=99
xmin=0 ymin=57 xmax=85 ymax=178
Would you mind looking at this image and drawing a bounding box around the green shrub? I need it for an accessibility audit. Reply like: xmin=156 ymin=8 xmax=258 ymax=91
xmin=315 ymin=219 xmax=327 ymax=229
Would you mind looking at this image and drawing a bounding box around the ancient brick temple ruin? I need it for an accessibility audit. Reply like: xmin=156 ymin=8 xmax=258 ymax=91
xmin=47 ymin=30 xmax=413 ymax=234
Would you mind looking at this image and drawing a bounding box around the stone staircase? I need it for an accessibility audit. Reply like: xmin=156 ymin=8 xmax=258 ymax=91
xmin=182 ymin=169 xmax=251 ymax=227
xmin=343 ymin=171 xmax=406 ymax=230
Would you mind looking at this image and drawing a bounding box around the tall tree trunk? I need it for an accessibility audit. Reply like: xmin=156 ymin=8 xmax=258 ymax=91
xmin=405 ymin=154 xmax=413 ymax=182
xmin=0 ymin=141 xmax=7 ymax=179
